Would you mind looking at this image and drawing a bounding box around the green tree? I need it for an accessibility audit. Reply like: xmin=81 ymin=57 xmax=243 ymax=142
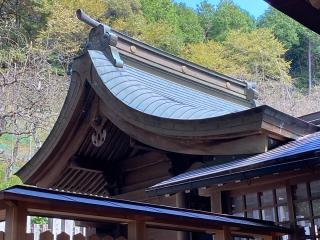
xmin=36 ymin=0 xmax=107 ymax=69
xmin=209 ymin=0 xmax=255 ymax=41
xmin=258 ymin=7 xmax=320 ymax=90
xmin=111 ymin=0 xmax=188 ymax=53
xmin=0 ymin=0 xmax=51 ymax=39
xmin=258 ymin=8 xmax=301 ymax=49
xmin=104 ymin=0 xmax=141 ymax=21
xmin=180 ymin=40 xmax=248 ymax=78
xmin=175 ymin=3 xmax=204 ymax=44
xmin=196 ymin=1 xmax=215 ymax=40
xmin=224 ymin=29 xmax=291 ymax=81
xmin=140 ymin=21 xmax=184 ymax=54
xmin=140 ymin=0 xmax=177 ymax=26
xmin=295 ymin=29 xmax=320 ymax=92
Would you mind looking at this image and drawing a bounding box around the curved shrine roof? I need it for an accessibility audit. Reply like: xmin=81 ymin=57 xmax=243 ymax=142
xmin=90 ymin=50 xmax=247 ymax=120
xmin=16 ymin=14 xmax=319 ymax=195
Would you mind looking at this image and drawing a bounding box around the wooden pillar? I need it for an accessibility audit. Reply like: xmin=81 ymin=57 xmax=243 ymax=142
xmin=210 ymin=191 xmax=223 ymax=240
xmin=5 ymin=202 xmax=27 ymax=240
xmin=176 ymin=192 xmax=189 ymax=240
xmin=286 ymin=184 xmax=298 ymax=240
xmin=211 ymin=191 xmax=222 ymax=213
xmin=214 ymin=227 xmax=232 ymax=240
xmin=128 ymin=221 xmax=146 ymax=240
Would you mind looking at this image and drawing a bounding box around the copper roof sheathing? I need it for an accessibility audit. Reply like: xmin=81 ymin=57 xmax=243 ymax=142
xmin=90 ymin=50 xmax=247 ymax=120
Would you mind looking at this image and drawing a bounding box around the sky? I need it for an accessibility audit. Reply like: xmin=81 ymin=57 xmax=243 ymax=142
xmin=176 ymin=0 xmax=270 ymax=18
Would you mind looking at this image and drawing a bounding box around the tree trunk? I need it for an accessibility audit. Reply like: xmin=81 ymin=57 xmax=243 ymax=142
xmin=32 ymin=128 xmax=42 ymax=151
xmin=308 ymin=39 xmax=312 ymax=95
xmin=5 ymin=136 xmax=20 ymax=181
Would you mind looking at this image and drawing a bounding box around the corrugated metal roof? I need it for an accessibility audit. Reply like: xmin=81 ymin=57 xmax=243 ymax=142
xmin=1 ymin=185 xmax=289 ymax=233
xmin=147 ymin=131 xmax=320 ymax=195
xmin=90 ymin=50 xmax=247 ymax=120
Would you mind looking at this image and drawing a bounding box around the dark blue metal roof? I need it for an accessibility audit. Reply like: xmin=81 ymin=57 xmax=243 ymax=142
xmin=0 ymin=185 xmax=289 ymax=233
xmin=147 ymin=131 xmax=320 ymax=195
xmin=90 ymin=50 xmax=248 ymax=120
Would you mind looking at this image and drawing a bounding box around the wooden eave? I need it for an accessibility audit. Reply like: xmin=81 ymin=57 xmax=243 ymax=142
xmin=265 ymin=0 xmax=320 ymax=34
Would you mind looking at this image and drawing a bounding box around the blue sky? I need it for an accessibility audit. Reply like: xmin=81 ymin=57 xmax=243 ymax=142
xmin=176 ymin=0 xmax=270 ymax=18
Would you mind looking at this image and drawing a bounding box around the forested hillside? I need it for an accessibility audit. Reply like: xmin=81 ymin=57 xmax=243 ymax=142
xmin=0 ymin=0 xmax=320 ymax=187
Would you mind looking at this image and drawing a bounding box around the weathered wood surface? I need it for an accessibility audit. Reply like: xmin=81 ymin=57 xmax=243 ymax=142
xmin=128 ymin=221 xmax=146 ymax=240
xmin=101 ymin=236 xmax=114 ymax=240
xmin=57 ymin=232 xmax=70 ymax=240
xmin=40 ymin=231 xmax=53 ymax=240
xmin=115 ymin=237 xmax=126 ymax=240
xmin=0 ymin=231 xmax=4 ymax=240
xmin=5 ymin=204 xmax=27 ymax=240
xmin=88 ymin=234 xmax=102 ymax=240
xmin=74 ymin=233 xmax=86 ymax=240
xmin=26 ymin=233 xmax=34 ymax=240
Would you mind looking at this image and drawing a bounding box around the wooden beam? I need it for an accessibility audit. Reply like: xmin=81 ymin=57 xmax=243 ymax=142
xmin=5 ymin=201 xmax=27 ymax=240
xmin=128 ymin=221 xmax=146 ymax=240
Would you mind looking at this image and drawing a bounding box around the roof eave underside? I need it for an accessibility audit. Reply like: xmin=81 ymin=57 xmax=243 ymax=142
xmin=147 ymin=132 xmax=320 ymax=196
xmin=265 ymin=0 xmax=320 ymax=34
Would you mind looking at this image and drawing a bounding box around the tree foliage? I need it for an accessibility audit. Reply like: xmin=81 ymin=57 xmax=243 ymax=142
xmin=197 ymin=1 xmax=215 ymax=40
xmin=208 ymin=0 xmax=255 ymax=41
xmin=36 ymin=0 xmax=107 ymax=68
xmin=258 ymin=8 xmax=301 ymax=49
xmin=259 ymin=7 xmax=320 ymax=88
xmin=0 ymin=0 xmax=51 ymax=39
xmin=224 ymin=29 xmax=291 ymax=81
xmin=180 ymin=41 xmax=246 ymax=78
xmin=105 ymin=0 xmax=141 ymax=20
xmin=140 ymin=0 xmax=177 ymax=25
xmin=175 ymin=3 xmax=204 ymax=44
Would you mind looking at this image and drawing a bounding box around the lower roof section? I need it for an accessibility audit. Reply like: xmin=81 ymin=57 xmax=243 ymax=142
xmin=147 ymin=131 xmax=320 ymax=196
xmin=0 ymin=185 xmax=290 ymax=236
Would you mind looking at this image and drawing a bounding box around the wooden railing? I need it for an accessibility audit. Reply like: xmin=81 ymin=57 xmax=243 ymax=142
xmin=0 ymin=231 xmax=127 ymax=240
